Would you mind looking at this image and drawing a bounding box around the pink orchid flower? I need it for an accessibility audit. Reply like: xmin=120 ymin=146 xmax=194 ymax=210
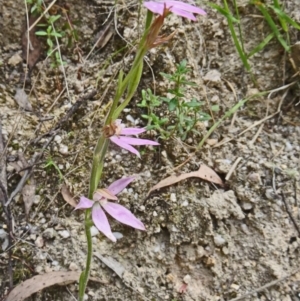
xmin=108 ymin=120 xmax=159 ymax=158
xmin=76 ymin=177 xmax=145 ymax=242
xmin=144 ymin=1 xmax=206 ymax=21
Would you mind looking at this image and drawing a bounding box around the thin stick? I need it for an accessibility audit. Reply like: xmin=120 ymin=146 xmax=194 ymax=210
xmin=281 ymin=192 xmax=300 ymax=236
xmin=225 ymin=157 xmax=242 ymax=181
xmin=27 ymin=0 xmax=57 ymax=32
xmin=228 ymin=267 xmax=300 ymax=301
xmin=0 ymin=122 xmax=13 ymax=288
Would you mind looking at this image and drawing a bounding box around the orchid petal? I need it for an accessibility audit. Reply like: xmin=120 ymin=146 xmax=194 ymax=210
xmin=120 ymin=128 xmax=146 ymax=135
xmin=102 ymin=202 xmax=145 ymax=231
xmin=170 ymin=7 xmax=197 ymax=20
xmin=92 ymin=203 xmax=116 ymax=242
xmin=107 ymin=177 xmax=135 ymax=196
xmin=110 ymin=136 xmax=141 ymax=158
xmin=144 ymin=2 xmax=165 ymax=15
xmin=75 ymin=196 xmax=94 ymax=210
xmin=164 ymin=1 xmax=206 ymax=15
xmin=144 ymin=1 xmax=206 ymax=20
xmin=117 ymin=136 xmax=159 ymax=146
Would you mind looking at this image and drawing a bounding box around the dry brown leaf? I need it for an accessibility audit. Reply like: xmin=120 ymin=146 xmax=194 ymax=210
xmin=94 ymin=19 xmax=114 ymax=49
xmin=61 ymin=184 xmax=77 ymax=208
xmin=147 ymin=164 xmax=224 ymax=196
xmin=21 ymin=15 xmax=42 ymax=70
xmin=6 ymin=271 xmax=80 ymax=301
xmin=6 ymin=271 xmax=107 ymax=301
xmin=22 ymin=184 xmax=36 ymax=216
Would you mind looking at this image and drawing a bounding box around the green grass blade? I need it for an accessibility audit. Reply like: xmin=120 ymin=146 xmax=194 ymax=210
xmin=255 ymin=2 xmax=290 ymax=51
xmin=270 ymin=6 xmax=300 ymax=30
xmin=208 ymin=2 xmax=239 ymax=23
xmin=247 ymin=32 xmax=275 ymax=58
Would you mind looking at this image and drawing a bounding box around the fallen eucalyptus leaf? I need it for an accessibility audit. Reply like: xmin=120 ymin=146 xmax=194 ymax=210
xmin=6 ymin=271 xmax=107 ymax=301
xmin=147 ymin=164 xmax=224 ymax=196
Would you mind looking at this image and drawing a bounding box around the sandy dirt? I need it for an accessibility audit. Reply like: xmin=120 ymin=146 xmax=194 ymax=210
xmin=1 ymin=0 xmax=300 ymax=300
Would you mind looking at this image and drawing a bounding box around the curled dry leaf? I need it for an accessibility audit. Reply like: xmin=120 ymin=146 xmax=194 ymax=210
xmin=147 ymin=164 xmax=224 ymax=196
xmin=61 ymin=184 xmax=78 ymax=208
xmin=6 ymin=271 xmax=107 ymax=301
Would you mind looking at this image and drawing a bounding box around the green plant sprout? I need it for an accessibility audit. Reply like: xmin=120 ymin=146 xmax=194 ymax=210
xmin=43 ymin=155 xmax=64 ymax=181
xmin=35 ymin=15 xmax=63 ymax=55
xmin=27 ymin=0 xmax=80 ymax=68
xmin=209 ymin=0 xmax=300 ymax=85
xmin=139 ymin=60 xmax=214 ymax=140
xmin=138 ymin=88 xmax=169 ymax=138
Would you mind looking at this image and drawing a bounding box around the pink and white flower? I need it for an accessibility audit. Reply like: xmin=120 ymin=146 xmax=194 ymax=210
xmin=144 ymin=1 xmax=206 ymax=21
xmin=108 ymin=120 xmax=159 ymax=158
xmin=76 ymin=177 xmax=145 ymax=242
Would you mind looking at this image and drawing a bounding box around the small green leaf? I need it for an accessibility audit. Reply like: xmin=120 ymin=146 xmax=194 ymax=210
xmin=35 ymin=31 xmax=47 ymax=36
xmin=168 ymin=98 xmax=178 ymax=111
xmin=211 ymin=105 xmax=220 ymax=112
xmin=51 ymin=32 xmax=63 ymax=38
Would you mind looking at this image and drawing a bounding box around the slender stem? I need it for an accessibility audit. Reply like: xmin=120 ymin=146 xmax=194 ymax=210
xmin=78 ymin=210 xmax=93 ymax=301
xmin=78 ymin=9 xmax=154 ymax=300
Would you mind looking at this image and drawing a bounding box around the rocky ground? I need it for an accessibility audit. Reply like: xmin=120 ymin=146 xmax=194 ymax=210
xmin=1 ymin=0 xmax=300 ymax=300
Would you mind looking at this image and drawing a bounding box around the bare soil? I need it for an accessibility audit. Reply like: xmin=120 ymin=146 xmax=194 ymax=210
xmin=1 ymin=0 xmax=300 ymax=301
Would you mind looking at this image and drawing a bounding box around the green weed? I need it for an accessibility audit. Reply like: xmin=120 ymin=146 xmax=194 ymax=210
xmin=139 ymin=60 xmax=215 ymax=140
xmin=26 ymin=0 xmax=80 ymax=68
xmin=209 ymin=0 xmax=300 ymax=84
xmin=44 ymin=155 xmax=64 ymax=181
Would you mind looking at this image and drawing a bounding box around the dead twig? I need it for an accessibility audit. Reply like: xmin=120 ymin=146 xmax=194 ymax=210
xmin=6 ymin=90 xmax=97 ymax=206
xmin=0 ymin=122 xmax=13 ymax=289
xmin=228 ymin=267 xmax=300 ymax=301
xmin=32 ymin=89 xmax=97 ymax=144
xmin=281 ymin=191 xmax=300 ymax=237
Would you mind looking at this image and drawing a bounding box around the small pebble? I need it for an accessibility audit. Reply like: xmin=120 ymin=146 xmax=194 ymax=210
xmin=58 ymin=230 xmax=70 ymax=239
xmin=181 ymin=200 xmax=189 ymax=207
xmin=170 ymin=193 xmax=177 ymax=202
xmin=43 ymin=228 xmax=57 ymax=239
xmin=126 ymin=114 xmax=135 ymax=124
xmin=241 ymin=201 xmax=253 ymax=210
xmin=183 ymin=274 xmax=191 ymax=284
xmin=54 ymin=135 xmax=62 ymax=144
xmin=35 ymin=236 xmax=44 ymax=248
xmin=59 ymin=145 xmax=69 ymax=155
xmin=230 ymin=284 xmax=240 ymax=290
xmin=69 ymin=262 xmax=79 ymax=271
xmin=214 ymin=235 xmax=226 ymax=246
xmin=113 ymin=232 xmax=123 ymax=240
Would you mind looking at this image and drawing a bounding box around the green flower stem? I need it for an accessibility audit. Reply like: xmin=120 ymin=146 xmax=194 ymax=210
xmin=106 ymin=10 xmax=153 ymax=124
xmin=78 ymin=209 xmax=93 ymax=301
xmin=78 ymin=10 xmax=155 ymax=300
